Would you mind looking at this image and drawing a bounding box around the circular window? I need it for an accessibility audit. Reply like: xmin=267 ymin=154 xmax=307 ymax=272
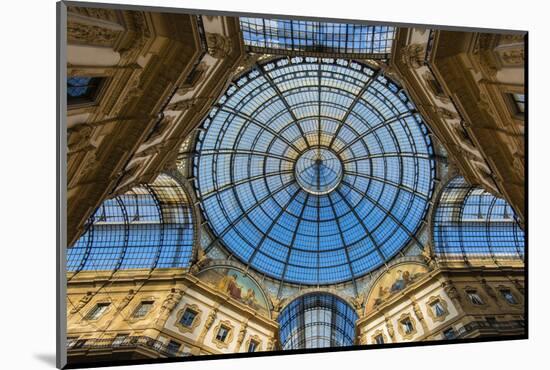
xmin=194 ymin=57 xmax=435 ymax=285
xmin=295 ymin=148 xmax=343 ymax=195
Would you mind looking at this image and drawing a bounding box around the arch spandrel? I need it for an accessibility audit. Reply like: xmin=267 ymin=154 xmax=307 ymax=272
xmin=197 ymin=266 xmax=271 ymax=318
xmin=364 ymin=262 xmax=429 ymax=314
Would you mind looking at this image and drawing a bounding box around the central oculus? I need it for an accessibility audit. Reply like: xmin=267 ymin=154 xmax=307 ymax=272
xmin=295 ymin=148 xmax=343 ymax=195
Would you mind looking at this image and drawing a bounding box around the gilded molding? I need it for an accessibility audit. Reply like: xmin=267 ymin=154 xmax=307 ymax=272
xmin=235 ymin=323 xmax=248 ymax=351
xmin=371 ymin=329 xmax=388 ymax=345
xmin=69 ymin=291 xmax=96 ymax=314
xmin=155 ymin=288 xmax=184 ymax=326
xmin=426 ymin=295 xmax=449 ymax=323
xmin=211 ymin=320 xmax=235 ymax=349
xmin=174 ymin=303 xmax=202 ymax=333
xmin=244 ymin=334 xmax=263 ymax=352
xmin=397 ymin=312 xmax=417 ymax=340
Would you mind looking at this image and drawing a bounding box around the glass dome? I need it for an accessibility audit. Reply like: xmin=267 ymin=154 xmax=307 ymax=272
xmin=193 ymin=57 xmax=435 ymax=285
xmin=295 ymin=148 xmax=343 ymax=195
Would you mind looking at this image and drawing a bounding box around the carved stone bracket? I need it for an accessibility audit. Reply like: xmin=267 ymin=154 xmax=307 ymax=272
xmin=206 ymin=33 xmax=233 ymax=59
xmin=400 ymin=43 xmax=426 ymax=69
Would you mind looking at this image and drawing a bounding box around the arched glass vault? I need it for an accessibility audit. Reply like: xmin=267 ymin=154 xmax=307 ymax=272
xmin=433 ymin=176 xmax=524 ymax=262
xmin=278 ymin=293 xmax=358 ymax=349
xmin=67 ymin=174 xmax=195 ymax=273
xmin=194 ymin=57 xmax=435 ymax=285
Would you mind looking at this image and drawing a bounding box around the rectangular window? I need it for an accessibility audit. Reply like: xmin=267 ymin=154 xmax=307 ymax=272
xmin=133 ymin=301 xmax=154 ymax=318
xmin=486 ymin=317 xmax=497 ymax=327
xmin=466 ymin=290 xmax=484 ymax=305
xmin=443 ymin=328 xmax=456 ymax=340
xmin=166 ymin=340 xmax=180 ymax=354
xmin=374 ymin=334 xmax=384 ymax=344
xmin=401 ymin=318 xmax=414 ymax=334
xmin=248 ymin=340 xmax=259 ymax=352
xmin=511 ymin=93 xmax=525 ymax=113
xmin=500 ymin=289 xmax=518 ymax=304
xmin=112 ymin=334 xmax=129 ymax=347
xmin=430 ymin=300 xmax=446 ymax=317
xmin=179 ymin=308 xmax=198 ymax=327
xmin=84 ymin=302 xmax=110 ymax=320
xmin=216 ymin=325 xmax=230 ymax=342
xmin=67 ymin=76 xmax=104 ymax=105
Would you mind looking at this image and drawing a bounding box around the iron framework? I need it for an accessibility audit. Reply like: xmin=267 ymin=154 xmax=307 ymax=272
xmin=278 ymin=293 xmax=358 ymax=349
xmin=193 ymin=57 xmax=435 ymax=285
xmin=239 ymin=18 xmax=395 ymax=59
xmin=67 ymin=174 xmax=195 ymax=272
xmin=432 ymin=176 xmax=524 ymax=262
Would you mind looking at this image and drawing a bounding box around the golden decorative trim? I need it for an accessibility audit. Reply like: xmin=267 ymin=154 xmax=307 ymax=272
xmin=371 ymin=329 xmax=388 ymax=345
xmin=175 ymin=304 xmax=202 ymax=334
xmin=244 ymin=334 xmax=263 ymax=352
xmin=125 ymin=296 xmax=156 ymax=323
xmin=397 ymin=313 xmax=417 ymax=341
xmin=463 ymin=286 xmax=489 ymax=310
xmin=81 ymin=299 xmax=113 ymax=323
xmin=211 ymin=320 xmax=234 ymax=349
xmin=426 ymin=295 xmax=449 ymax=323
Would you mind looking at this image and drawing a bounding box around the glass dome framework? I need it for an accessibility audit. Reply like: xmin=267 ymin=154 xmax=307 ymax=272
xmin=193 ymin=57 xmax=435 ymax=285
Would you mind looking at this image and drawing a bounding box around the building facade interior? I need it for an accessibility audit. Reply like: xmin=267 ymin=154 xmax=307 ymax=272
xmin=64 ymin=5 xmax=526 ymax=365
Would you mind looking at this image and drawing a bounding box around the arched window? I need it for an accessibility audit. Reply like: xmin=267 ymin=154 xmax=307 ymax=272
xmin=433 ymin=176 xmax=524 ymax=262
xmin=67 ymin=174 xmax=195 ymax=272
xmin=278 ymin=293 xmax=358 ymax=349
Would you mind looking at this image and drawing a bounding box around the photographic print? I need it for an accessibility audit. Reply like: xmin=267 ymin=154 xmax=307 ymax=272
xmin=58 ymin=1 xmax=526 ymax=368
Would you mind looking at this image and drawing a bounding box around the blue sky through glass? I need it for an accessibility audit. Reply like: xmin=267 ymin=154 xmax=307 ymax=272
xmin=240 ymin=18 xmax=395 ymax=56
xmin=279 ymin=293 xmax=357 ymax=349
xmin=194 ymin=57 xmax=435 ymax=285
xmin=67 ymin=174 xmax=194 ymax=273
xmin=433 ymin=176 xmax=524 ymax=261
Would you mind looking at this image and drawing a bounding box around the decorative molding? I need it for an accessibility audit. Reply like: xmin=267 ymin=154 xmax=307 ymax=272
xmin=397 ymin=312 xmax=417 ymax=340
xmin=496 ymin=285 xmax=520 ymax=307
xmin=70 ymin=291 xmax=97 ymax=314
xmin=198 ymin=308 xmax=218 ymax=343
xmin=117 ymin=289 xmax=138 ymax=314
xmin=80 ymin=298 xmax=113 ymax=323
xmin=235 ymin=323 xmax=248 ymax=351
xmin=400 ymin=43 xmax=426 ymax=69
xmin=426 ymin=295 xmax=449 ymax=323
xmin=463 ymin=286 xmax=489 ymax=310
xmin=67 ymin=20 xmax=121 ymax=47
xmin=266 ymin=336 xmax=277 ymax=351
xmin=384 ymin=314 xmax=395 ymax=341
xmin=155 ymin=288 xmax=184 ymax=326
xmin=211 ymin=320 xmax=235 ymax=349
xmin=480 ymin=279 xmax=499 ymax=303
xmin=371 ymin=328 xmax=388 ymax=345
xmin=174 ymin=303 xmax=202 ymax=334
xmin=206 ymin=33 xmax=233 ymax=59
xmin=244 ymin=334 xmax=263 ymax=352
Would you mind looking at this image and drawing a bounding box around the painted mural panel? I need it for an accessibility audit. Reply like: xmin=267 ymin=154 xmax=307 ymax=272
xmin=365 ymin=263 xmax=429 ymax=313
xmin=198 ymin=267 xmax=270 ymax=317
